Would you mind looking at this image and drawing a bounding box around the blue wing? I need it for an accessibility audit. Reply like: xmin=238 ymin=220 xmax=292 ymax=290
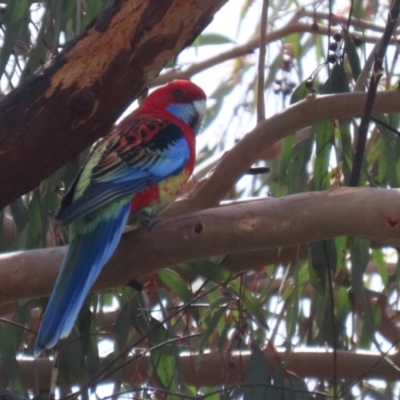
xmin=57 ymin=118 xmax=190 ymax=225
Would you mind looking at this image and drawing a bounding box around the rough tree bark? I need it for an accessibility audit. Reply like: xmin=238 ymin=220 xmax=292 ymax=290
xmin=0 ymin=0 xmax=227 ymax=209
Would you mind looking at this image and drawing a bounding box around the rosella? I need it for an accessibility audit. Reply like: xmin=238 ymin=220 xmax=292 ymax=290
xmin=35 ymin=80 xmax=206 ymax=355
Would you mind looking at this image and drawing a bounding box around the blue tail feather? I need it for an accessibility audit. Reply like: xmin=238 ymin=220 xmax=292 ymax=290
xmin=34 ymin=203 xmax=130 ymax=356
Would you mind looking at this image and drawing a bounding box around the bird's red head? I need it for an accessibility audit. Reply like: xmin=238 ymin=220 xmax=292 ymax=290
xmin=140 ymin=80 xmax=207 ymax=133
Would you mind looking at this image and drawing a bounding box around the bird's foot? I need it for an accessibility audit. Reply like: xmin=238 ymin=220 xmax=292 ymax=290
xmin=140 ymin=211 xmax=162 ymax=228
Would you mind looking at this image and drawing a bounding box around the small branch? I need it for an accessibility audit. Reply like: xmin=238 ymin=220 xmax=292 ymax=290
xmin=349 ymin=1 xmax=400 ymax=187
xmin=300 ymin=9 xmax=400 ymax=34
xmin=154 ymin=22 xmax=394 ymax=86
xmin=257 ymin=0 xmax=269 ymax=122
xmin=246 ymin=167 xmax=270 ymax=175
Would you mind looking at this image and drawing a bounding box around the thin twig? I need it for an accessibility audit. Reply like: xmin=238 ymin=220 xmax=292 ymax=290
xmin=371 ymin=115 xmax=400 ymax=136
xmin=0 ymin=317 xmax=36 ymax=335
xmin=257 ymin=0 xmax=269 ymax=122
xmin=348 ymin=0 xmax=400 ymax=187
xmin=246 ymin=167 xmax=270 ymax=175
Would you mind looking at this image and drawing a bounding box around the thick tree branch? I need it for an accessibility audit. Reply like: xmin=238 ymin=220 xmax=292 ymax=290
xmin=0 ymin=187 xmax=399 ymax=304
xmin=10 ymin=347 xmax=400 ymax=391
xmin=0 ymin=0 xmax=227 ymax=208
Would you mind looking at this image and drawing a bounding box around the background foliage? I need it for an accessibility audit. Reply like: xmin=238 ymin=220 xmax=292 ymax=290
xmin=1 ymin=0 xmax=400 ymax=399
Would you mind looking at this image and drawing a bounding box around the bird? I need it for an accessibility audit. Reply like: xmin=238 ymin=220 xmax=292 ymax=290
xmin=34 ymin=80 xmax=207 ymax=356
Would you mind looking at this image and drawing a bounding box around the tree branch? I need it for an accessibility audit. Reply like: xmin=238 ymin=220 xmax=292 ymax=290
xmin=155 ymin=20 xmax=398 ymax=85
xmin=11 ymin=347 xmax=400 ymax=390
xmin=256 ymin=0 xmax=268 ymax=122
xmin=0 ymin=187 xmax=399 ymax=304
xmin=165 ymin=90 xmax=400 ymax=217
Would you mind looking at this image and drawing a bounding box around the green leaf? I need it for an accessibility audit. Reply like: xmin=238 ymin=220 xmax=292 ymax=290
xmin=312 ymin=121 xmax=333 ymax=191
xmin=149 ymin=318 xmax=180 ymax=394
xmin=114 ymin=299 xmax=133 ymax=345
xmin=0 ymin=3 xmax=26 ymax=78
xmin=372 ymin=248 xmax=388 ymax=290
xmin=350 ymin=237 xmax=375 ymax=348
xmin=344 ymin=31 xmax=361 ymax=80
xmin=375 ymin=113 xmax=399 ymax=186
xmin=0 ymin=323 xmax=27 ymax=396
xmin=26 ymin=190 xmax=46 ymax=249
xmin=200 ymin=308 xmax=225 ymax=352
xmin=285 ymin=33 xmax=302 ymax=60
xmin=83 ymin=0 xmax=104 ymax=28
xmin=59 ymin=329 xmax=87 ymax=384
xmin=190 ymin=260 xmax=231 ymax=284
xmin=321 ymin=63 xmax=350 ymax=94
xmin=290 ymin=80 xmax=314 ymax=105
xmin=309 ymin=241 xmax=337 ymax=346
xmin=11 ymin=0 xmax=30 ymax=22
xmin=286 ymin=137 xmax=313 ymax=194
xmin=9 ymin=197 xmax=29 ymax=233
xmin=158 ymin=269 xmax=193 ymax=304
xmin=336 ymin=286 xmax=350 ymax=321
xmin=309 ymin=240 xmax=337 ymax=288
xmin=19 ymin=8 xmax=53 ymax=82
xmin=279 ymin=134 xmax=295 ymax=184
xmin=243 ymin=345 xmax=269 ymax=400
xmin=283 ymin=376 xmax=311 ymax=399
xmin=339 ymin=119 xmax=353 ymax=184
xmin=193 ymin=33 xmax=233 ymax=46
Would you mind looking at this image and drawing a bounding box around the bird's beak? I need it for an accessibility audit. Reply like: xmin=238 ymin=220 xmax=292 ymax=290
xmin=193 ymin=99 xmax=207 ymax=120
xmin=191 ymin=99 xmax=207 ymax=133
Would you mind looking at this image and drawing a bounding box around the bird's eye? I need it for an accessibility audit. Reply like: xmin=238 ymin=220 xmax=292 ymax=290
xmin=172 ymin=89 xmax=184 ymax=98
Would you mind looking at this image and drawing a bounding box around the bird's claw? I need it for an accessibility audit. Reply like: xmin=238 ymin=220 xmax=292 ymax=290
xmin=140 ymin=211 xmax=161 ymax=228
xmin=140 ymin=216 xmax=162 ymax=228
